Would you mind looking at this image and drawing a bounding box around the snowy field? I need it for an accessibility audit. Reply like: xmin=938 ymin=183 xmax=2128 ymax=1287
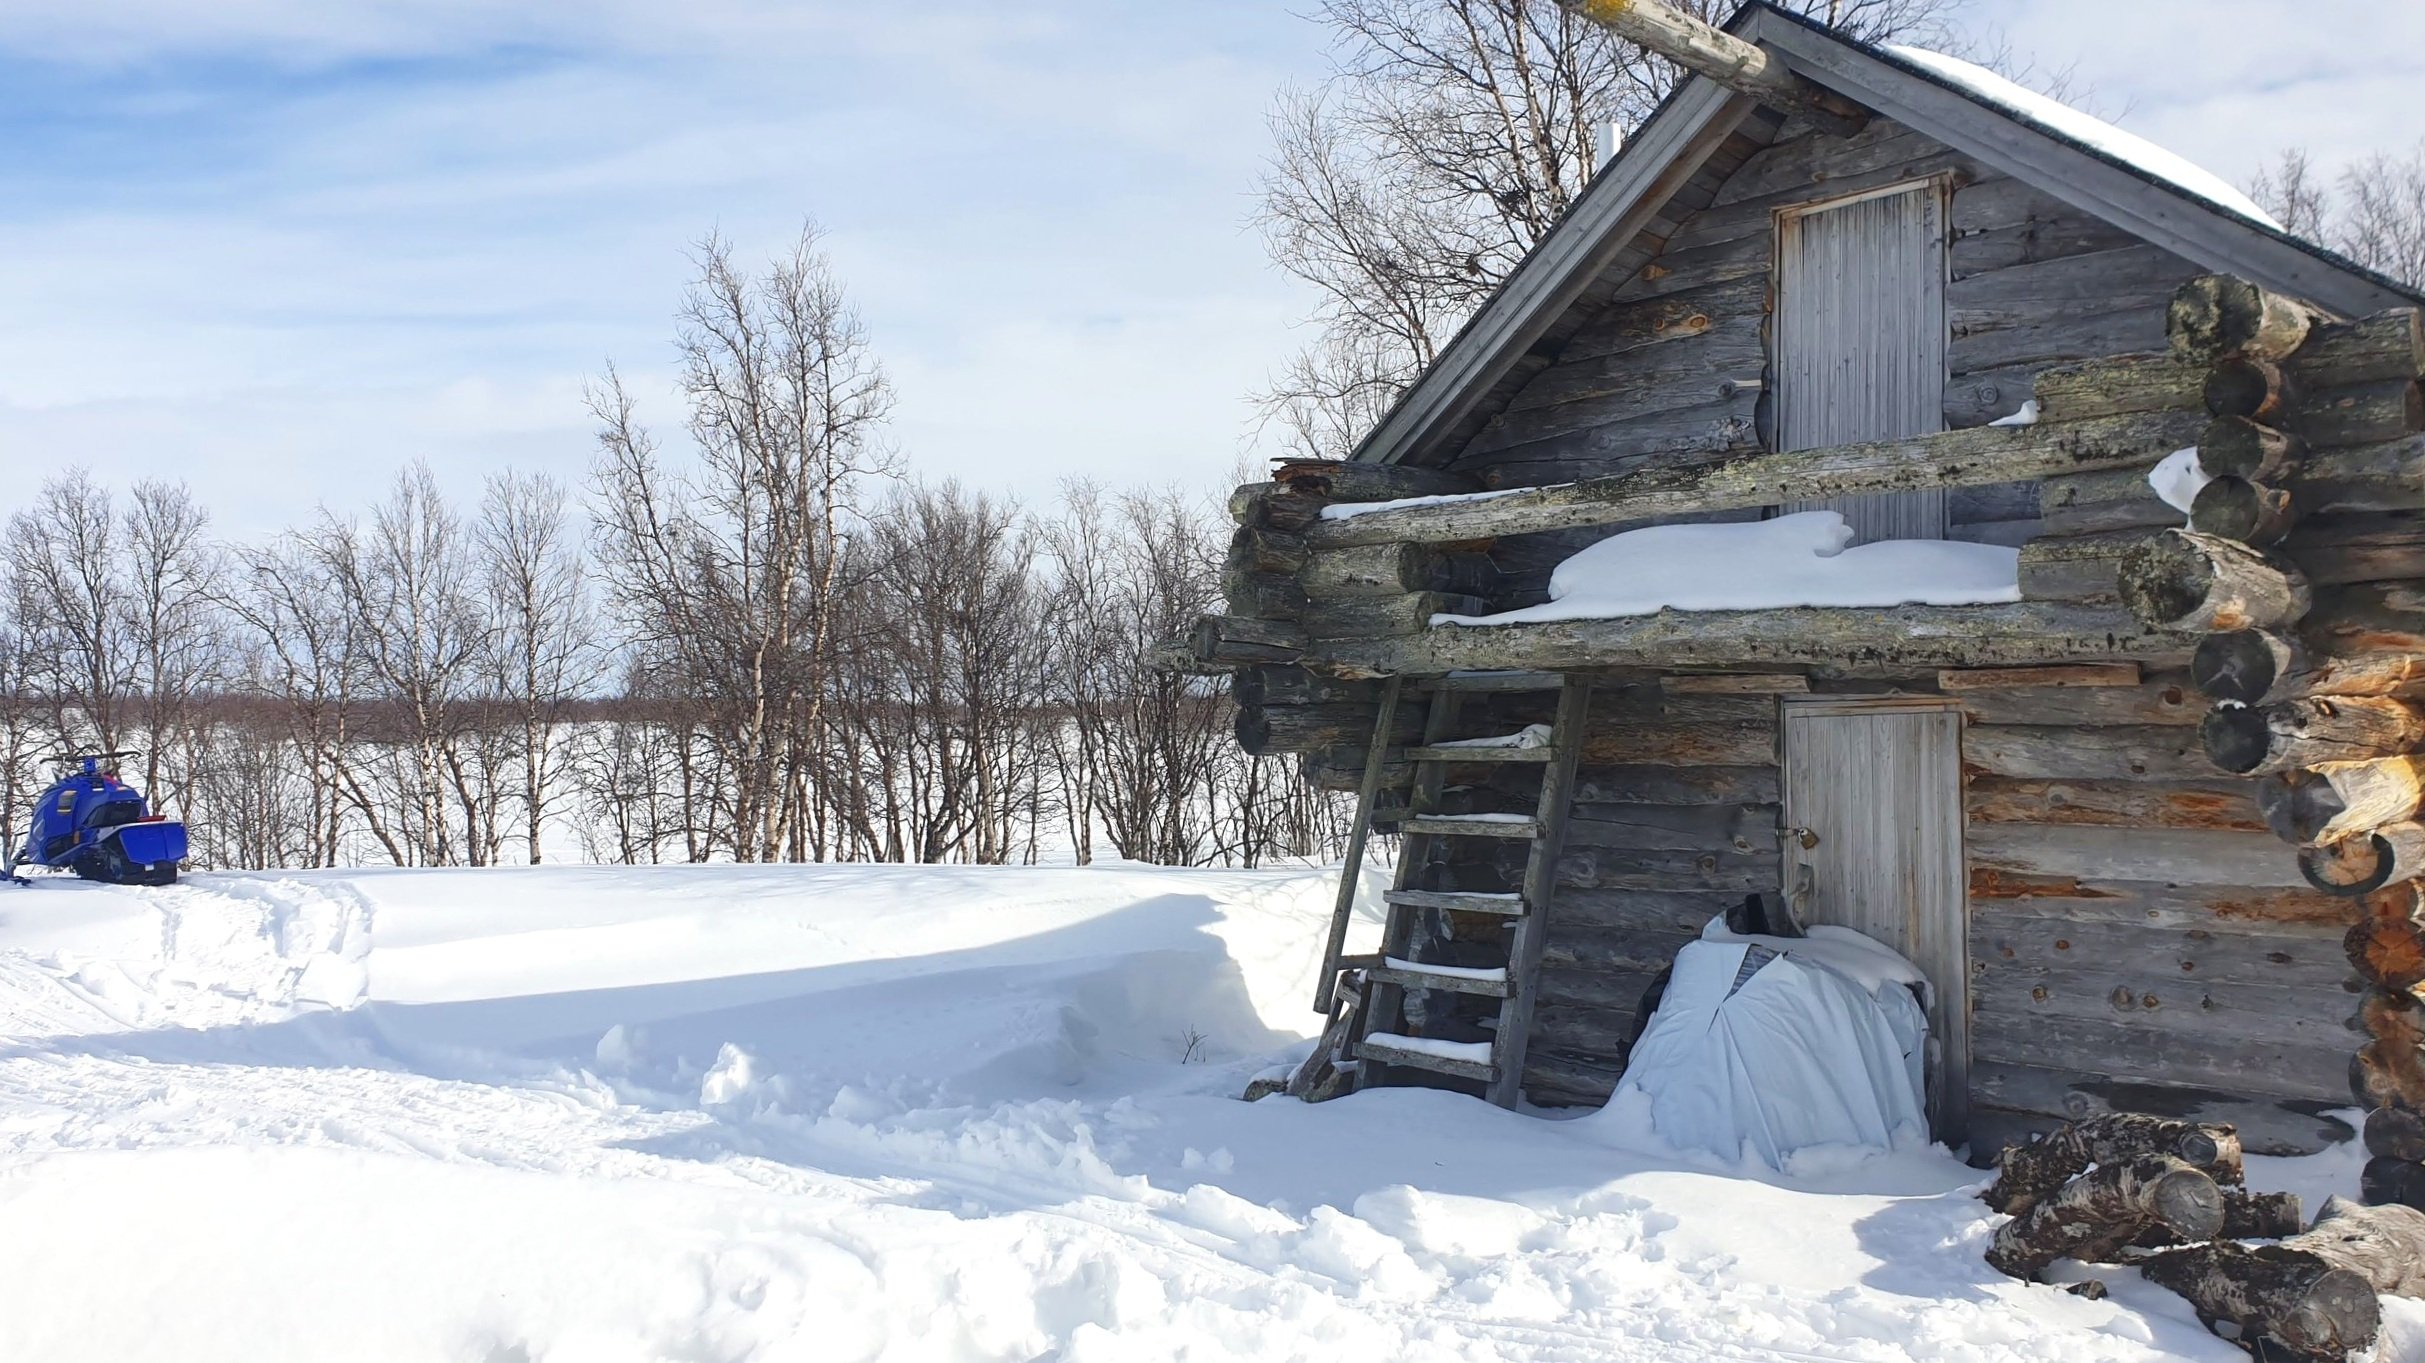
xmin=0 ymin=862 xmax=2412 ymax=1362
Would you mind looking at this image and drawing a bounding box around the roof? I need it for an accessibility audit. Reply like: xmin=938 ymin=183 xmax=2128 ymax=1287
xmin=1354 ymin=1 xmax=2425 ymax=468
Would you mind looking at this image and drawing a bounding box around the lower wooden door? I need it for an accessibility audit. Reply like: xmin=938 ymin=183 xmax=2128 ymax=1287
xmin=1780 ymin=698 xmax=1969 ymax=1140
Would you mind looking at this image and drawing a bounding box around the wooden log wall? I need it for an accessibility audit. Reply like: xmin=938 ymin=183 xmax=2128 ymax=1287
xmin=2110 ymin=276 xmax=2425 ymax=1188
xmin=1442 ymin=113 xmax=2205 ymax=594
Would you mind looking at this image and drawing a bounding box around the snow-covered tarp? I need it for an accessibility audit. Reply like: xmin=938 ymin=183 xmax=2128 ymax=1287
xmin=1596 ymin=921 xmax=1931 ymax=1171
xmin=1435 ymin=510 xmax=2020 ymax=626
xmin=1885 ymin=46 xmax=2283 ymax=231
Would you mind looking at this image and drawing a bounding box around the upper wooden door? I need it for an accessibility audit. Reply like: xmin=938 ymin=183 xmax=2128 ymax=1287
xmin=1777 ymin=182 xmax=1949 ymax=543
xmin=1781 ymin=698 xmax=1968 ymax=1139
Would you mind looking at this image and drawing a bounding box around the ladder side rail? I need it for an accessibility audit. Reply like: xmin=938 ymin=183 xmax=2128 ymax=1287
xmin=1485 ymin=676 xmax=1595 ymax=1108
xmin=1312 ymin=674 xmax=1405 ymax=1013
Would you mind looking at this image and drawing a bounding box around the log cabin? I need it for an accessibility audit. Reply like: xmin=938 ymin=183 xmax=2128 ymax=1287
xmin=1185 ymin=1 xmax=2425 ymax=1164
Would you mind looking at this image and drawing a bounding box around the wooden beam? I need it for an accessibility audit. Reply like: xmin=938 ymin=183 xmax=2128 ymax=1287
xmin=1663 ymin=673 xmax=1811 ymax=694
xmin=1939 ymin=664 xmax=2141 ymax=691
xmin=1302 ymin=601 xmax=2196 ymax=678
xmin=1310 ymin=408 xmax=2201 ymax=549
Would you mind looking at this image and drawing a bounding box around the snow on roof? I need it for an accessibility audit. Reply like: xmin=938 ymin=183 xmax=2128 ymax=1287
xmin=1883 ymin=45 xmax=2283 ymax=231
xmin=1433 ymin=510 xmax=2020 ymax=627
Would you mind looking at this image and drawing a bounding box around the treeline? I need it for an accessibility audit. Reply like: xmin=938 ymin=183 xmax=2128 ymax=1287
xmin=0 ymin=233 xmax=1351 ymax=871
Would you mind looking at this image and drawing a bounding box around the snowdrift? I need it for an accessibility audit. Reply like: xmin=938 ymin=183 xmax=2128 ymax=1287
xmin=0 ymin=862 xmax=2411 ymax=1362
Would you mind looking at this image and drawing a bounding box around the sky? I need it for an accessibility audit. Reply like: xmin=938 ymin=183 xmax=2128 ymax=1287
xmin=0 ymin=0 xmax=2420 ymax=536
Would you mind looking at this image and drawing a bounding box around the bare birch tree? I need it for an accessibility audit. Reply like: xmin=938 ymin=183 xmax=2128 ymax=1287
xmin=588 ymin=227 xmax=895 ymax=862
xmin=2251 ymin=144 xmax=2425 ymax=288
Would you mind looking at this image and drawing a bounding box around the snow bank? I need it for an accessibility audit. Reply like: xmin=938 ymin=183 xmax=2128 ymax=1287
xmin=1885 ymin=46 xmax=2283 ymax=230
xmin=1437 ymin=510 xmax=2019 ymax=626
xmin=0 ymin=862 xmax=2401 ymax=1362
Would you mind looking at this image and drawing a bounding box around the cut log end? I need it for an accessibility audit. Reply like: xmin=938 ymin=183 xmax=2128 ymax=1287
xmin=2190 ymin=476 xmax=2297 ymax=545
xmin=2118 ymin=530 xmax=2312 ymax=633
xmin=2304 ymin=833 xmax=2405 ymax=897
xmin=2198 ymin=416 xmax=2302 ymax=482
xmin=2169 ymin=275 xmax=2325 ymax=362
xmin=2194 ymin=629 xmax=2295 ymax=706
xmin=2201 ymin=704 xmax=2273 ymax=775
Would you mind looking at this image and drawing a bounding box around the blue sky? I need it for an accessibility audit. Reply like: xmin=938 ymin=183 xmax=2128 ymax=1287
xmin=0 ymin=0 xmax=2419 ymax=534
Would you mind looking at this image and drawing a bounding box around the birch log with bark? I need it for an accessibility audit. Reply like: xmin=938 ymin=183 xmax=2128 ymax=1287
xmin=1985 ymin=1156 xmax=2224 ymax=1280
xmin=1985 ymin=1112 xmax=2244 ymax=1216
xmin=2134 ymin=1241 xmax=2379 ymax=1363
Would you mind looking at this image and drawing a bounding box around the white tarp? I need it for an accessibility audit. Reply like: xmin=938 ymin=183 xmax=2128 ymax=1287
xmin=1611 ymin=922 xmax=1931 ymax=1170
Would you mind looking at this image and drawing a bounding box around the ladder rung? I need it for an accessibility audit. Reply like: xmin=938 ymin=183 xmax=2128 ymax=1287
xmin=1368 ymin=960 xmax=1512 ymax=998
xmin=1356 ymin=1033 xmax=1498 ymax=1082
xmin=1384 ymin=888 xmax=1526 ymax=916
xmin=1403 ymin=814 xmax=1540 ymax=839
xmin=1401 ymin=744 xmax=1556 ymax=764
xmin=1418 ymin=670 xmax=1565 ymax=694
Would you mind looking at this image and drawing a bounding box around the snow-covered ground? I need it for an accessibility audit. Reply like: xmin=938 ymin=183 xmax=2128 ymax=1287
xmin=0 ymin=862 xmax=2409 ymax=1362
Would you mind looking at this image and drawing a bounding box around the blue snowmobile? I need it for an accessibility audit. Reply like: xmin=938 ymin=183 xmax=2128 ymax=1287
xmin=5 ymin=751 xmax=188 ymax=886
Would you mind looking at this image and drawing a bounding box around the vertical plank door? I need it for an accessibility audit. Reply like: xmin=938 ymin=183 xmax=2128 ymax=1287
xmin=1777 ymin=182 xmax=1949 ymax=544
xmin=1781 ymin=699 xmax=1968 ymax=1140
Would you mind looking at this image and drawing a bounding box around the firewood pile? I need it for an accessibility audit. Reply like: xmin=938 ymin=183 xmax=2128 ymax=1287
xmin=1985 ymin=1113 xmax=2425 ymax=1360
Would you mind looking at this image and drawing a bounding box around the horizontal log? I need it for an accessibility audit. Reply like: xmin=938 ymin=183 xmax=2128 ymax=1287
xmin=2197 ymin=415 xmax=2301 ymax=482
xmin=2117 ymin=529 xmax=2312 ymax=633
xmin=1222 ymin=570 xmax=1307 ymax=619
xmin=1938 ymin=663 xmax=2140 ymax=691
xmin=1543 ymin=845 xmax=1777 ymax=894
xmin=1301 ymin=593 xmax=1488 ymax=641
xmin=2280 ymin=433 xmax=2425 ymax=517
xmin=2188 ymin=476 xmax=2297 ymax=545
xmin=1564 ymin=801 xmax=1775 ymax=854
xmin=2192 ymin=590 xmax=2425 ymax=706
xmin=1568 ymin=764 xmax=1779 ymax=807
xmin=2256 ymin=758 xmax=2425 ymax=846
xmin=1232 ymin=665 xmax=1380 ymax=709
xmin=1304 ymin=409 xmax=2204 ymax=549
xmin=2167 ymin=273 xmax=2325 ymax=362
xmin=2202 ymin=696 xmax=2425 ymax=776
xmin=1302 ymin=752 xmax=1411 ymax=794
xmin=1299 ymin=544 xmax=1495 ymax=601
xmin=1309 ymin=602 xmax=2197 ymax=678
xmin=1228 ymin=525 xmax=1310 ymax=576
xmin=2039 ymin=463 xmax=2178 ymax=536
xmin=1228 ymin=482 xmax=1326 ymax=531
xmin=1971 ymin=904 xmax=2358 ymax=991
xmin=1235 ymin=703 xmax=1418 ymax=758
xmin=2031 ymin=352 xmax=2207 ymax=423
xmin=1271 ymin=459 xmax=1475 ymax=502
xmin=1962 ymin=724 xmax=2211 ymax=782
xmin=1967 ymin=776 xmax=2264 ymax=832
xmin=2205 ymin=354 xmax=2295 ymax=424
xmin=1970 ymin=956 xmax=2349 ymax=1049
xmin=2293 ymin=378 xmax=2425 ymax=450
xmin=2018 ymin=528 xmax=2150 ymax=602
xmin=1968 ymin=870 xmax=2373 ymax=934
xmin=2291 ymin=307 xmax=2425 ymax=386
xmin=1950 ymin=673 xmax=2198 ymax=726
xmin=2281 ymin=512 xmax=2425 ymax=588
xmin=1969 ymin=1061 xmax=2355 ymax=1158
xmin=1968 ymin=823 xmax=2310 ymax=888
xmin=1661 ymin=672 xmax=1810 ymax=694
xmin=1969 ymin=1007 xmax=2352 ymax=1101
xmin=1188 ymin=614 xmax=1304 ymax=668
xmin=2300 ymin=822 xmax=2425 ymax=897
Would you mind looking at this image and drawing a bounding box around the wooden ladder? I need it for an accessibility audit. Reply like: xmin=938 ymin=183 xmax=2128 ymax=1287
xmin=1312 ymin=670 xmax=1593 ymax=1108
